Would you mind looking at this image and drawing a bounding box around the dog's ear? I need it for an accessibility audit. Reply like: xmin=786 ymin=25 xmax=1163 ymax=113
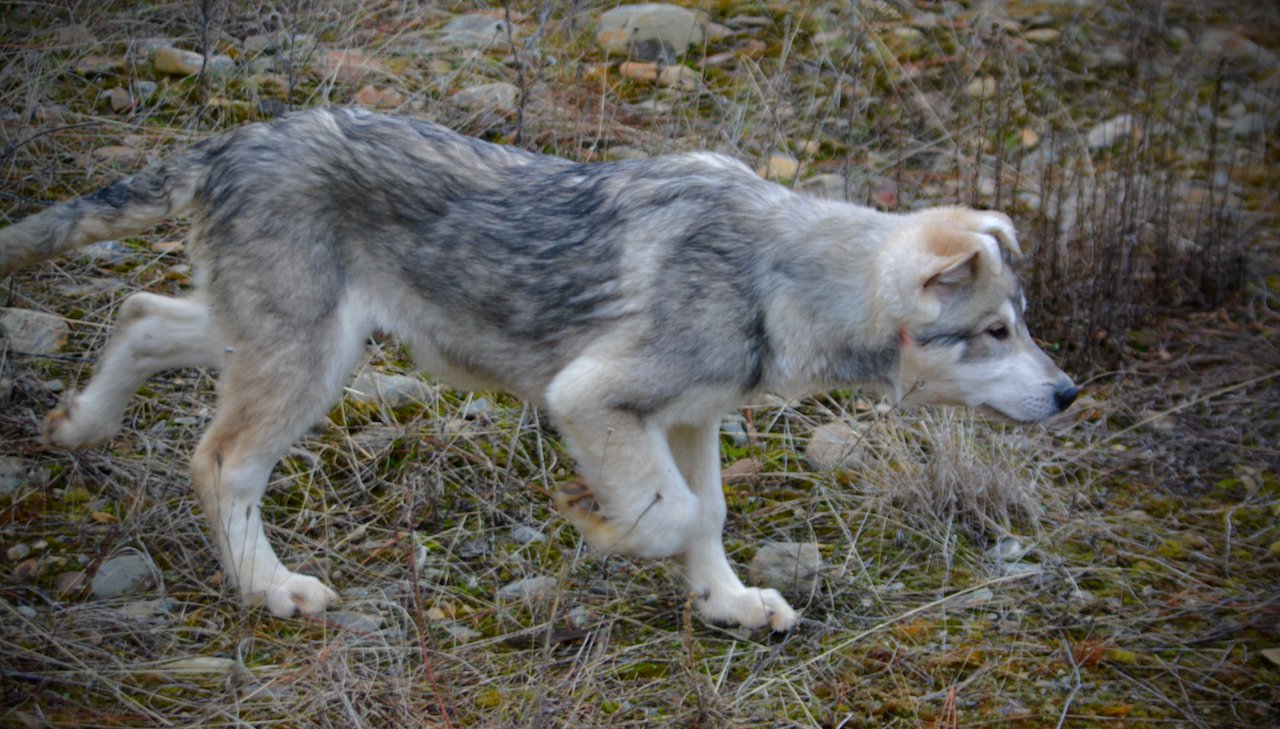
xmin=921 ymin=227 xmax=1004 ymax=282
xmin=896 ymin=226 xmax=1004 ymax=322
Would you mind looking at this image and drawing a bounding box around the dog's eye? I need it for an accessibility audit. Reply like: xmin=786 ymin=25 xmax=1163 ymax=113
xmin=987 ymin=324 xmax=1009 ymax=341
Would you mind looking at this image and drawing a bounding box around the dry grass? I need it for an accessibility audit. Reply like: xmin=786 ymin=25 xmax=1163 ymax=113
xmin=2 ymin=1 xmax=1278 ymax=727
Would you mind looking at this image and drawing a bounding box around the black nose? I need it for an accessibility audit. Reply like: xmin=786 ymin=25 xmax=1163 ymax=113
xmin=1054 ymin=383 xmax=1079 ymax=412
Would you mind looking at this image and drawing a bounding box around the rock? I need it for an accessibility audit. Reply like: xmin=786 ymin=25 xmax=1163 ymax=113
xmin=1086 ymin=114 xmax=1141 ymax=149
xmin=125 ymin=37 xmax=176 ymax=64
xmin=146 ymin=656 xmax=237 ymax=676
xmin=510 ymin=525 xmax=547 ymax=545
xmin=748 ymin=542 xmax=824 ymax=596
xmin=312 ymin=49 xmax=387 ymax=84
xmin=804 ymin=421 xmax=866 ymax=471
xmin=0 ymin=457 xmax=47 ymax=497
xmin=55 ymin=570 xmax=88 ymax=595
xmin=7 ymin=543 xmax=31 ymax=561
xmin=327 ymin=611 xmax=382 ymax=632
xmin=244 ymin=34 xmax=276 ymax=55
xmin=1199 ymin=29 xmax=1278 ymax=69
xmin=964 ymin=76 xmax=998 ymax=99
xmin=17 ymin=605 xmax=37 ymax=620
xmin=461 ymin=397 xmax=493 ymax=419
xmin=618 ymin=61 xmax=698 ymax=89
xmin=90 ymin=146 xmax=145 ymax=165
xmin=154 ymin=47 xmax=233 ymax=76
xmin=956 ymin=587 xmax=994 ymax=608
xmin=0 ymin=308 xmax=69 ymax=354
xmin=758 ymin=154 xmax=799 ymax=180
xmin=720 ymin=414 xmax=749 ymax=446
xmin=452 ymin=81 xmax=519 ymax=115
xmin=353 ymin=85 xmax=404 ymax=109
xmin=75 ymin=55 xmax=124 ymax=76
xmin=440 ymin=13 xmax=514 ymax=48
xmin=800 ymin=173 xmax=851 ymax=199
xmin=348 ymin=425 xmax=402 ymax=452
xmin=115 ymin=598 xmax=175 ymax=619
xmin=1231 ymin=113 xmax=1270 ymax=138
xmin=987 ymin=536 xmax=1030 ymax=562
xmin=497 ymin=574 xmax=559 ymax=601
xmin=1024 ymin=28 xmax=1060 ymax=43
xmin=597 ymin=4 xmax=704 ymax=60
xmin=101 ymin=87 xmax=133 ymax=112
xmin=348 ymin=371 xmax=436 ymax=409
xmin=91 ymin=553 xmax=155 ymax=600
xmin=440 ymin=620 xmax=482 ymax=641
xmin=132 ymin=80 xmax=158 ymax=101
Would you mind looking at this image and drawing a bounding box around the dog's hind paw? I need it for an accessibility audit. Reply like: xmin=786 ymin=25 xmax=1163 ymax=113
xmin=552 ymin=480 xmax=625 ymax=551
xmin=257 ymin=573 xmax=340 ymax=618
xmin=696 ymin=586 xmax=798 ymax=631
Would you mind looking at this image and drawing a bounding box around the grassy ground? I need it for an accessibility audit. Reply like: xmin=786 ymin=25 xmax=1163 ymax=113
xmin=1 ymin=1 xmax=1278 ymax=726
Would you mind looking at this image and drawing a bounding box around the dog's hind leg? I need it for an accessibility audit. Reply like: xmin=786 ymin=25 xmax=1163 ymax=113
xmin=45 ymin=293 xmax=226 ymax=450
xmin=669 ymin=420 xmax=799 ymax=631
xmin=190 ymin=312 xmax=366 ymax=618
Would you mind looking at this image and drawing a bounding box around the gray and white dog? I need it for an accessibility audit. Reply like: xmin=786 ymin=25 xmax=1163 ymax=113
xmin=0 ymin=108 xmax=1076 ymax=629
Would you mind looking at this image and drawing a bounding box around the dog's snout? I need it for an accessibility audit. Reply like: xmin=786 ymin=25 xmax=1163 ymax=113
xmin=1053 ymin=382 xmax=1079 ymax=412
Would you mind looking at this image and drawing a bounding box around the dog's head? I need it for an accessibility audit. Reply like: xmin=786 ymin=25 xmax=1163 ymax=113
xmin=884 ymin=213 xmax=1077 ymax=423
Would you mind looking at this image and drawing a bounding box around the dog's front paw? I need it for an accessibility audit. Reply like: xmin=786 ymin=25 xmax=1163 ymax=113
xmin=696 ymin=586 xmax=798 ymax=631
xmin=256 ymin=573 xmax=340 ymax=618
xmin=43 ymin=394 xmax=119 ymax=450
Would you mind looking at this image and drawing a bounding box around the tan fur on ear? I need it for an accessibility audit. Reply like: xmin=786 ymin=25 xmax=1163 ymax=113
xmin=920 ymin=225 xmax=1001 ymax=285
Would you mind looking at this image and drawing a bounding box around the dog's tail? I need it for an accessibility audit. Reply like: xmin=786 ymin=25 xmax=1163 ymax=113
xmin=0 ymin=151 xmax=205 ymax=277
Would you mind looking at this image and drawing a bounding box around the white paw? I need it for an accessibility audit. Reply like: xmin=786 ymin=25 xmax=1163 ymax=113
xmin=43 ymin=394 xmax=119 ymax=450
xmin=258 ymin=573 xmax=340 ymax=618
xmin=696 ymin=586 xmax=799 ymax=631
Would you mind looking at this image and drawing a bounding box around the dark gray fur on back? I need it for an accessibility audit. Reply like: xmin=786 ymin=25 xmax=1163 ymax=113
xmin=174 ymin=108 xmax=883 ymax=405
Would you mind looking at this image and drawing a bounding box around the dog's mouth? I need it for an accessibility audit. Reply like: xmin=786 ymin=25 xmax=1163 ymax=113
xmin=977 ymin=404 xmax=1038 ymax=425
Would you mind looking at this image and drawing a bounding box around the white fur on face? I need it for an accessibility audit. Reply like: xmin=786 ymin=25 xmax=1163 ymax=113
xmin=900 ymin=301 xmax=1069 ymax=422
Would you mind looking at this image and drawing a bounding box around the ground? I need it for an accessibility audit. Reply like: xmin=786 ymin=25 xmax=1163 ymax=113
xmin=1 ymin=1 xmax=1278 ymax=727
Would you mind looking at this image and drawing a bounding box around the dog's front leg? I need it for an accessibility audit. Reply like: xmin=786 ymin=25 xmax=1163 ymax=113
xmin=669 ymin=421 xmax=798 ymax=631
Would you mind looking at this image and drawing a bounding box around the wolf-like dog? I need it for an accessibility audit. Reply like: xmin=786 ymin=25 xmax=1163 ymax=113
xmin=0 ymin=108 xmax=1076 ymax=629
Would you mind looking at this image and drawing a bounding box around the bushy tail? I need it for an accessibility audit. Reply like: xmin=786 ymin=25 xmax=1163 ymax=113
xmin=0 ymin=152 xmax=204 ymax=276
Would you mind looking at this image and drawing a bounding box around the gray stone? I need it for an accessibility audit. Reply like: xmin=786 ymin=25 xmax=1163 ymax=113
xmin=800 ymin=173 xmax=850 ymax=199
xmin=597 ymin=4 xmax=704 ymax=59
xmin=154 ymin=47 xmax=234 ymax=76
xmin=956 ymin=587 xmax=994 ymax=608
xmin=747 ymin=542 xmax=823 ymax=596
xmin=327 ymin=610 xmax=383 ymax=632
xmin=0 ymin=308 xmax=69 ymax=355
xmin=0 ymin=457 xmax=47 ymax=498
xmin=510 ymin=525 xmax=547 ymax=545
xmin=126 ymin=37 xmax=176 ymax=64
xmin=348 ymin=371 xmax=436 ymax=409
xmin=1231 ymin=113 xmax=1270 ymax=138
xmin=91 ymin=553 xmax=155 ymax=599
xmin=78 ymin=239 xmax=132 ymax=263
xmin=1086 ymin=114 xmax=1140 ymax=149
xmin=804 ymin=421 xmax=866 ymax=471
xmin=987 ymin=536 xmax=1030 ymax=562
xmin=440 ymin=14 xmax=514 ymax=48
xmin=440 ymin=620 xmax=482 ymax=641
xmin=1199 ymin=29 xmax=1279 ymax=69
xmin=720 ymin=414 xmax=749 ymax=446
xmin=453 ymin=82 xmax=519 ymax=115
xmin=497 ymin=574 xmax=559 ymax=601
xmin=132 ymin=80 xmax=158 ymax=101
xmin=7 ymin=542 xmax=31 ymax=561
xmin=460 ymin=396 xmax=494 ymax=419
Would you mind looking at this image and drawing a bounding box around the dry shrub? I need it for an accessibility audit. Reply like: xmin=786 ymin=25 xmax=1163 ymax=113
xmin=837 ymin=408 xmax=1066 ymax=539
